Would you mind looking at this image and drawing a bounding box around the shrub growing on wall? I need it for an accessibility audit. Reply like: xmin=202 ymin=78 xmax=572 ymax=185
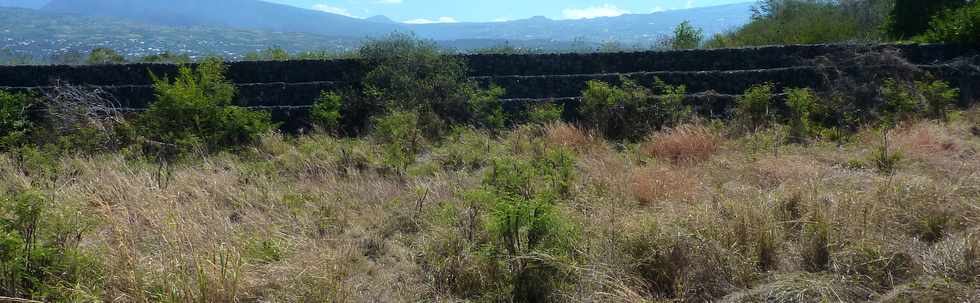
xmin=138 ymin=58 xmax=275 ymax=154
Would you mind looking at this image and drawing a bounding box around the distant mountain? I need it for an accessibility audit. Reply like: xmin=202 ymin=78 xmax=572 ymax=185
xmin=0 ymin=7 xmax=361 ymax=61
xmin=0 ymin=2 xmax=756 ymax=62
xmin=38 ymin=0 xmax=753 ymax=45
xmin=366 ymin=15 xmax=397 ymax=24
xmin=0 ymin=7 xmax=603 ymax=62
xmin=41 ymin=0 xmax=403 ymax=38
xmin=0 ymin=0 xmax=47 ymax=9
xmin=405 ymin=3 xmax=754 ymax=45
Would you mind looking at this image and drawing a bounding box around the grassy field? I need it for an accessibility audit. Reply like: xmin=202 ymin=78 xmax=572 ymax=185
xmin=2 ymin=112 xmax=978 ymax=302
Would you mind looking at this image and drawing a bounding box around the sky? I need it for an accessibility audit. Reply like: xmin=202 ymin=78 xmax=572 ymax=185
xmin=264 ymin=0 xmax=753 ymax=23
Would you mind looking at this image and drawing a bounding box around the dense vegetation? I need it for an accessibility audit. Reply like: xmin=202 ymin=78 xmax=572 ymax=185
xmin=706 ymin=0 xmax=980 ymax=48
xmin=1 ymin=30 xmax=978 ymax=301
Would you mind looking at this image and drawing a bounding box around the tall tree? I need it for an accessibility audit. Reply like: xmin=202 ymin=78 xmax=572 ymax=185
xmin=888 ymin=0 xmax=967 ymax=38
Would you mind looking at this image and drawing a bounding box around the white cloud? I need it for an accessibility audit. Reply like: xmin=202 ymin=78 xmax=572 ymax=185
xmin=403 ymin=16 xmax=458 ymax=24
xmin=312 ymin=4 xmax=357 ymax=18
xmin=491 ymin=17 xmax=511 ymax=22
xmin=686 ymin=0 xmax=695 ymax=8
xmin=376 ymin=0 xmax=402 ymax=4
xmin=652 ymin=6 xmax=665 ymax=12
xmin=561 ymin=4 xmax=630 ymax=20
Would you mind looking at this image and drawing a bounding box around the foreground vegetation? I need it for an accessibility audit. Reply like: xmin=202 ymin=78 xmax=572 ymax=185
xmin=2 ymin=108 xmax=979 ymax=302
xmin=1 ymin=31 xmax=979 ymax=302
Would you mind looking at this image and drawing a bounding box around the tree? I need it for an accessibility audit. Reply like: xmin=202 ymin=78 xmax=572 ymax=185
xmin=140 ymin=52 xmax=191 ymax=64
xmin=86 ymin=48 xmax=126 ymax=65
xmin=888 ymin=0 xmax=967 ymax=39
xmin=671 ymin=21 xmax=704 ymax=49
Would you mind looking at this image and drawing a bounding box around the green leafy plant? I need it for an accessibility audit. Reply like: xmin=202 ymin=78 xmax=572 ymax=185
xmin=138 ymin=58 xmax=275 ymax=154
xmin=479 ymin=156 xmax=577 ymax=302
xmin=888 ymin=0 xmax=969 ymax=39
xmin=579 ymin=78 xmax=690 ymax=141
xmin=86 ymin=47 xmax=126 ymax=65
xmin=310 ymin=91 xmax=343 ymax=133
xmin=917 ymin=1 xmax=980 ymax=46
xmin=916 ymin=79 xmax=960 ymax=122
xmin=785 ymin=87 xmax=818 ymax=143
xmin=735 ymin=82 xmax=776 ymax=131
xmin=356 ymin=33 xmax=505 ymax=138
xmin=527 ymin=103 xmax=564 ymax=125
xmin=372 ymin=110 xmax=425 ymax=174
xmin=671 ymin=21 xmax=705 ymax=49
xmin=0 ymin=191 xmax=101 ymax=301
xmin=0 ymin=90 xmax=34 ymax=150
xmin=706 ymin=0 xmax=887 ymax=48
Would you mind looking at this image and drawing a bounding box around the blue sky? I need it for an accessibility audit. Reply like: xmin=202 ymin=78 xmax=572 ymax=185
xmin=265 ymin=0 xmax=752 ymax=23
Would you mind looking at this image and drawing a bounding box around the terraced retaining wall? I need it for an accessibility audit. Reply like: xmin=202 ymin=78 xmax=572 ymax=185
xmin=1 ymin=43 xmax=978 ymax=127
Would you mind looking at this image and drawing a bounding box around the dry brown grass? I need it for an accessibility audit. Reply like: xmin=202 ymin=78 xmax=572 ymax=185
xmin=544 ymin=122 xmax=600 ymax=152
xmin=628 ymin=165 xmax=703 ymax=205
xmin=3 ymin=116 xmax=979 ymax=302
xmin=640 ymin=124 xmax=723 ymax=164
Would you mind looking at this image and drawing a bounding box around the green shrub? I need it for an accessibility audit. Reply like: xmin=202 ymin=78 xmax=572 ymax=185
xmin=527 ymin=103 xmax=564 ymax=125
xmin=706 ymin=0 xmax=886 ymax=48
xmin=372 ymin=110 xmax=425 ymax=174
xmin=310 ymin=91 xmax=343 ymax=133
xmin=916 ymin=79 xmax=960 ymax=122
xmin=86 ymin=48 xmax=126 ymax=65
xmin=671 ymin=21 xmax=704 ymax=49
xmin=888 ymin=0 xmax=969 ymax=39
xmin=880 ymin=78 xmax=959 ymax=125
xmin=467 ymin=86 xmax=507 ymax=131
xmin=0 ymin=90 xmax=34 ymax=150
xmin=735 ymin=83 xmax=776 ymax=131
xmin=356 ymin=33 xmax=505 ymax=138
xmin=479 ymin=156 xmax=577 ymax=302
xmin=138 ymin=58 xmax=275 ymax=154
xmin=918 ymin=1 xmax=980 ymax=46
xmin=431 ymin=127 xmax=497 ymax=171
xmin=880 ymin=79 xmax=919 ymax=126
xmin=0 ymin=191 xmax=102 ymax=301
xmin=785 ymin=87 xmax=818 ymax=142
xmin=139 ymin=52 xmax=191 ymax=64
xmin=579 ymin=78 xmax=690 ymax=141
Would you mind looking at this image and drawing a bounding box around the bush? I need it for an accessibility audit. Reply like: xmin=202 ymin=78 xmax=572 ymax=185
xmin=880 ymin=78 xmax=959 ymax=125
xmin=888 ymin=0 xmax=969 ymax=39
xmin=479 ymin=156 xmax=577 ymax=302
xmin=706 ymin=0 xmax=887 ymax=48
xmin=671 ymin=21 xmax=704 ymax=49
xmin=86 ymin=48 xmax=126 ymax=65
xmin=356 ymin=33 xmax=505 ymax=138
xmin=371 ymin=110 xmax=425 ymax=174
xmin=0 ymin=90 xmax=34 ymax=150
xmin=138 ymin=58 xmax=275 ymax=154
xmin=918 ymin=1 xmax=980 ymax=46
xmin=579 ymin=78 xmax=690 ymax=141
xmin=785 ymin=87 xmax=818 ymax=142
xmin=310 ymin=91 xmax=343 ymax=133
xmin=735 ymin=83 xmax=776 ymax=131
xmin=916 ymin=79 xmax=960 ymax=121
xmin=527 ymin=103 xmax=564 ymax=125
xmin=0 ymin=191 xmax=101 ymax=301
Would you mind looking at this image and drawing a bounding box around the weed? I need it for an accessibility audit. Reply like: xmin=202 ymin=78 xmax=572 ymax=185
xmin=735 ymin=83 xmax=776 ymax=131
xmin=310 ymin=91 xmax=343 ymax=133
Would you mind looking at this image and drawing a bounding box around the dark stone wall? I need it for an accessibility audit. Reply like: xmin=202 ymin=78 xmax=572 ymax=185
xmin=0 ymin=43 xmax=977 ymax=127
